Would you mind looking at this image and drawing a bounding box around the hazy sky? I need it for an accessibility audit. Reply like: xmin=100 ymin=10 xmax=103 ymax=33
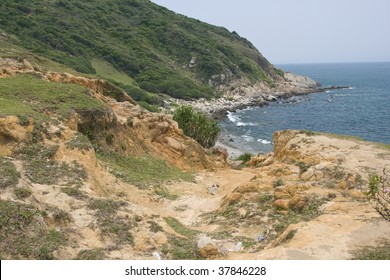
xmin=151 ymin=0 xmax=390 ymax=64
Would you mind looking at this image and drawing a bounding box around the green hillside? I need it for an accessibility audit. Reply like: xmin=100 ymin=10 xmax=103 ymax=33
xmin=0 ymin=0 xmax=281 ymax=103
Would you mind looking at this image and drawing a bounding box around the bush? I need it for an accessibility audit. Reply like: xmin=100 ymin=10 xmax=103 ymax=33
xmin=173 ymin=105 xmax=220 ymax=148
xmin=236 ymin=153 xmax=252 ymax=163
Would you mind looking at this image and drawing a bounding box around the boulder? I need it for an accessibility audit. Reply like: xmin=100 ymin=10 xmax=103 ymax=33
xmin=197 ymin=235 xmax=219 ymax=258
xmin=274 ymin=199 xmax=290 ymax=210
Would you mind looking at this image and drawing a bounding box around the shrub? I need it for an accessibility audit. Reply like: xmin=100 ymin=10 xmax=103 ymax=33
xmin=236 ymin=153 xmax=252 ymax=163
xmin=173 ymin=105 xmax=220 ymax=148
xmin=365 ymin=169 xmax=390 ymax=221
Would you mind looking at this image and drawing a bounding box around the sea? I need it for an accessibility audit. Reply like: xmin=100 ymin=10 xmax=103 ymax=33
xmin=220 ymin=62 xmax=390 ymax=154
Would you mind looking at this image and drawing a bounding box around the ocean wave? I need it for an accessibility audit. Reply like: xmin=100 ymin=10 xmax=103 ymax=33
xmin=242 ymin=135 xmax=256 ymax=142
xmin=227 ymin=111 xmax=256 ymax=126
xmin=237 ymin=122 xmax=256 ymax=127
xmin=227 ymin=111 xmax=241 ymax=123
xmin=257 ymin=138 xmax=272 ymax=144
xmin=334 ymin=93 xmax=352 ymax=97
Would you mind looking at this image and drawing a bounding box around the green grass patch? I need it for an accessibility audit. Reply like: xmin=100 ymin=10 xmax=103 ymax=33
xmin=162 ymin=236 xmax=202 ymax=260
xmin=66 ymin=133 xmax=93 ymax=150
xmin=92 ymin=59 xmax=136 ymax=86
xmin=0 ymin=74 xmax=107 ymax=122
xmin=0 ymin=200 xmax=67 ymax=259
xmin=15 ymin=144 xmax=87 ymax=185
xmin=271 ymin=199 xmax=324 ymax=234
xmin=236 ymin=153 xmax=253 ymax=163
xmin=163 ymin=217 xmax=199 ymax=238
xmin=97 ymin=151 xmax=193 ymax=187
xmin=88 ymin=199 xmax=134 ymax=246
xmin=61 ymin=186 xmax=88 ymax=200
xmin=0 ymin=157 xmax=20 ymax=188
xmin=162 ymin=216 xmax=202 ymax=260
xmin=155 ymin=187 xmax=179 ymax=201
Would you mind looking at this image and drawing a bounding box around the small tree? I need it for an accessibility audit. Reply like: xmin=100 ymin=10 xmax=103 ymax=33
xmin=365 ymin=169 xmax=390 ymax=221
xmin=173 ymin=105 xmax=220 ymax=148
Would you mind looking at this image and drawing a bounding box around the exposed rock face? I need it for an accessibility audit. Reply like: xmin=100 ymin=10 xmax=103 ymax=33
xmin=283 ymin=72 xmax=320 ymax=89
xmin=0 ymin=57 xmax=35 ymax=77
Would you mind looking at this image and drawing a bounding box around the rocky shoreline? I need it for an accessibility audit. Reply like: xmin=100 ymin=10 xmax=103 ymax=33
xmin=169 ymin=72 xmax=348 ymax=120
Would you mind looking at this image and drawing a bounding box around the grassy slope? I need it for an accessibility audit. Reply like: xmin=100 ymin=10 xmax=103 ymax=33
xmin=0 ymin=0 xmax=280 ymax=102
xmin=0 ymin=74 xmax=107 ymax=122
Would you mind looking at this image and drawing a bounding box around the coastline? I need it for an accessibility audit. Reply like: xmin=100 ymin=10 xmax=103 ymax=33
xmin=169 ymin=73 xmax=348 ymax=120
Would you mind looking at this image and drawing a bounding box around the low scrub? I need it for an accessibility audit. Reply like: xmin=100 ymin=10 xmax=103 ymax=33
xmin=97 ymin=151 xmax=193 ymax=187
xmin=0 ymin=200 xmax=67 ymax=259
xmin=0 ymin=157 xmax=20 ymax=188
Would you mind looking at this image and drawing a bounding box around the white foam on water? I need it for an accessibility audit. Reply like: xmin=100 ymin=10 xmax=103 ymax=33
xmin=257 ymin=138 xmax=272 ymax=144
xmin=227 ymin=111 xmax=240 ymax=124
xmin=242 ymin=135 xmax=255 ymax=142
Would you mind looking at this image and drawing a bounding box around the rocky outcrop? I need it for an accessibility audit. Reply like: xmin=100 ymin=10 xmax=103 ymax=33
xmin=170 ymin=71 xmax=324 ymax=119
xmin=0 ymin=57 xmax=35 ymax=77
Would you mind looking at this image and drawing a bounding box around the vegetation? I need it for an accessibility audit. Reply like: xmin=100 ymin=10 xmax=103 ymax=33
xmin=162 ymin=217 xmax=202 ymax=260
xmin=66 ymin=133 xmax=93 ymax=150
xmin=61 ymin=186 xmax=88 ymax=200
xmin=88 ymin=199 xmax=134 ymax=246
xmin=173 ymin=105 xmax=220 ymax=148
xmin=0 ymin=0 xmax=280 ymax=104
xmin=0 ymin=74 xmax=107 ymax=122
xmin=0 ymin=157 xmax=20 ymax=188
xmin=15 ymin=144 xmax=87 ymax=185
xmin=236 ymin=153 xmax=252 ymax=163
xmin=0 ymin=200 xmax=67 ymax=259
xmin=273 ymin=178 xmax=285 ymax=188
xmin=365 ymin=170 xmax=390 ymax=221
xmin=155 ymin=187 xmax=179 ymax=201
xmin=75 ymin=248 xmax=107 ymax=260
xmin=14 ymin=188 xmax=32 ymax=199
xmin=352 ymin=241 xmax=390 ymax=260
xmin=97 ymin=151 xmax=193 ymax=187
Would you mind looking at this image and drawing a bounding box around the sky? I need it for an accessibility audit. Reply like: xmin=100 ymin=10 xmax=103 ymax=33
xmin=151 ymin=0 xmax=390 ymax=64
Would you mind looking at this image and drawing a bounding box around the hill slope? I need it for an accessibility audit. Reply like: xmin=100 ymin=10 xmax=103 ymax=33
xmin=0 ymin=0 xmax=283 ymax=103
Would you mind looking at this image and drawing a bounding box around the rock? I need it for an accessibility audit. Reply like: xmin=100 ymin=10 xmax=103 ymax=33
xmin=236 ymin=183 xmax=259 ymax=193
xmin=209 ymin=184 xmax=219 ymax=195
xmin=189 ymin=57 xmax=197 ymax=68
xmin=288 ymin=194 xmax=306 ymax=211
xmin=274 ymin=187 xmax=290 ymax=200
xmin=165 ymin=137 xmax=185 ymax=153
xmin=152 ymin=252 xmax=162 ymax=260
xmin=230 ymin=160 xmax=244 ymax=169
xmin=300 ymin=168 xmax=315 ymax=181
xmin=238 ymin=208 xmax=248 ymax=219
xmin=209 ymin=146 xmax=228 ymax=161
xmin=265 ymin=95 xmax=277 ymax=101
xmin=274 ymin=199 xmax=290 ymax=210
xmin=197 ymin=235 xmax=219 ymax=258
xmin=234 ymin=242 xmax=243 ymax=252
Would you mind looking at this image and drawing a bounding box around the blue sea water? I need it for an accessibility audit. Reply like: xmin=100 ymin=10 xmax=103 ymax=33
xmin=220 ymin=62 xmax=390 ymax=153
